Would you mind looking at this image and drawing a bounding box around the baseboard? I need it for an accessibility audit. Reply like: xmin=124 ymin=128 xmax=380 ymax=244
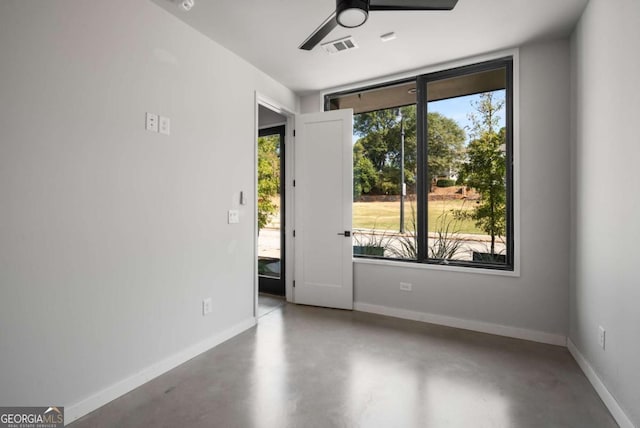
xmin=65 ymin=317 xmax=256 ymax=425
xmin=567 ymin=339 xmax=635 ymax=428
xmin=354 ymin=302 xmax=567 ymax=346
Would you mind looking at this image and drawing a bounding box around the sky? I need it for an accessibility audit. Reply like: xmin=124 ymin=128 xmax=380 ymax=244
xmin=428 ymin=91 xmax=506 ymax=143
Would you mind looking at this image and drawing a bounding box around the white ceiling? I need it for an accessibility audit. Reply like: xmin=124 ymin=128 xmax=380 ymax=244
xmin=151 ymin=0 xmax=588 ymax=94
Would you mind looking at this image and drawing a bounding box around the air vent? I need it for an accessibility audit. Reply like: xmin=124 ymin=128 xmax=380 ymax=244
xmin=321 ymin=36 xmax=359 ymax=54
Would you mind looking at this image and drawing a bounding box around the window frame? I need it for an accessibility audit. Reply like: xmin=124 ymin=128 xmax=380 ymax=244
xmin=325 ymin=55 xmax=516 ymax=272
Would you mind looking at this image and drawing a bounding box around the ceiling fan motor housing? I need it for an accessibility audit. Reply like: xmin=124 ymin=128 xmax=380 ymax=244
xmin=337 ymin=0 xmax=369 ymax=28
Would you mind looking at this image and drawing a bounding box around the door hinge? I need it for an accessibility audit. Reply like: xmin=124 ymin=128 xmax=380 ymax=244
xmin=293 ymin=179 xmax=296 ymax=187
xmin=293 ymin=280 xmax=296 ymax=288
xmin=293 ymin=230 xmax=296 ymax=237
xmin=293 ymin=129 xmax=296 ymax=137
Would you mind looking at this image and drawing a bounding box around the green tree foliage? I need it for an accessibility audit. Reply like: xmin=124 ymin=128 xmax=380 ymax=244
xmin=354 ymin=107 xmax=416 ymax=195
xmin=459 ymin=92 xmax=507 ymax=256
xmin=354 ymin=107 xmax=416 ymax=196
xmin=426 ymin=112 xmax=466 ymax=190
xmin=353 ymin=141 xmax=377 ymax=199
xmin=257 ymin=135 xmax=280 ymax=232
xmin=353 ymin=106 xmax=465 ymax=197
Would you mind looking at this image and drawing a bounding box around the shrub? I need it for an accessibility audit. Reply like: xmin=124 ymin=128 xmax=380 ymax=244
xmin=436 ymin=178 xmax=456 ymax=188
xmin=352 ymin=227 xmax=392 ymax=258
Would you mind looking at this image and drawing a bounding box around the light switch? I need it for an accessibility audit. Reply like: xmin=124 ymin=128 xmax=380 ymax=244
xmin=228 ymin=210 xmax=240 ymax=224
xmin=159 ymin=116 xmax=170 ymax=135
xmin=146 ymin=112 xmax=158 ymax=132
xmin=202 ymin=298 xmax=212 ymax=316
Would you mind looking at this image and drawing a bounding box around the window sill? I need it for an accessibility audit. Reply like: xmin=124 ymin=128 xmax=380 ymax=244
xmin=352 ymin=257 xmax=520 ymax=277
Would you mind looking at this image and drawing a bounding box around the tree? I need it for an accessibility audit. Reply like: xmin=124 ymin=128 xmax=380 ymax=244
xmin=460 ymin=92 xmax=507 ymax=256
xmin=257 ymin=135 xmax=280 ymax=232
xmin=353 ymin=141 xmax=377 ymax=199
xmin=426 ymin=112 xmax=466 ymax=187
xmin=354 ymin=107 xmax=416 ymax=195
xmin=352 ymin=106 xmax=464 ymax=196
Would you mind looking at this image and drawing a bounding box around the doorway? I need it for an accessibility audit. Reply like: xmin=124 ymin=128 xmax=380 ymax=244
xmin=257 ymin=124 xmax=286 ymax=296
xmin=254 ymin=97 xmax=353 ymax=312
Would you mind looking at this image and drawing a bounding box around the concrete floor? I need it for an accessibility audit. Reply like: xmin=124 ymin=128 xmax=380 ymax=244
xmin=257 ymin=293 xmax=285 ymax=318
xmin=70 ymin=303 xmax=617 ymax=428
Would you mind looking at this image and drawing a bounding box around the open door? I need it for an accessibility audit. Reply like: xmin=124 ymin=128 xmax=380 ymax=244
xmin=293 ymin=109 xmax=353 ymax=310
xmin=258 ymin=126 xmax=286 ymax=296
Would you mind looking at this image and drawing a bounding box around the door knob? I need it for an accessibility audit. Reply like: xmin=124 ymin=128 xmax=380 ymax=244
xmin=337 ymin=231 xmax=351 ymax=237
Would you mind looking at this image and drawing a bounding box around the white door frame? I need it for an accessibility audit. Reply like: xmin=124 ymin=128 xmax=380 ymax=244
xmin=254 ymin=93 xmax=296 ymax=318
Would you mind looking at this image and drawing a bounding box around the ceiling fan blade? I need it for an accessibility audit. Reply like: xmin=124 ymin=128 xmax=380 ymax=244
xmin=369 ymin=0 xmax=458 ymax=11
xmin=299 ymin=11 xmax=338 ymax=51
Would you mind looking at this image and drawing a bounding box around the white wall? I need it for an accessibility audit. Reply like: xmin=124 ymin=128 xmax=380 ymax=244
xmin=0 ymin=0 xmax=296 ymax=420
xmin=304 ymin=39 xmax=572 ymax=343
xmin=571 ymin=0 xmax=640 ymax=425
xmin=300 ymin=94 xmax=323 ymax=115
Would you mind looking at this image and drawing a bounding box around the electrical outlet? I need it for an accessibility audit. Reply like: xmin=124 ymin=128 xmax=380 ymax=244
xmin=598 ymin=326 xmax=606 ymax=350
xmin=400 ymin=282 xmax=412 ymax=291
xmin=146 ymin=112 xmax=158 ymax=132
xmin=202 ymin=298 xmax=212 ymax=316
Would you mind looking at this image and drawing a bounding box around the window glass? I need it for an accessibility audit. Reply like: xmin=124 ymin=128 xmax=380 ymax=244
xmin=426 ymin=69 xmax=508 ymax=264
xmin=327 ymin=58 xmax=513 ymax=270
xmin=353 ymin=105 xmax=417 ymax=260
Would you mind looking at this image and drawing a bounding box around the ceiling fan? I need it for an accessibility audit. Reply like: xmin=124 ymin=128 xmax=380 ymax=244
xmin=299 ymin=0 xmax=459 ymax=51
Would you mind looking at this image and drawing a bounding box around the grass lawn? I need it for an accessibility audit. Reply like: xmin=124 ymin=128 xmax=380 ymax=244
xmin=353 ymin=199 xmax=483 ymax=234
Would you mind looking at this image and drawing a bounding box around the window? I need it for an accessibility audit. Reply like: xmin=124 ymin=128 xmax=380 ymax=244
xmin=326 ymin=57 xmax=514 ymax=270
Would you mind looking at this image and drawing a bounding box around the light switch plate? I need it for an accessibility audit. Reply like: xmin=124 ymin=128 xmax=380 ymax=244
xmin=159 ymin=116 xmax=170 ymax=135
xmin=202 ymin=298 xmax=212 ymax=316
xmin=400 ymin=282 xmax=412 ymax=291
xmin=146 ymin=112 xmax=158 ymax=132
xmin=228 ymin=210 xmax=240 ymax=224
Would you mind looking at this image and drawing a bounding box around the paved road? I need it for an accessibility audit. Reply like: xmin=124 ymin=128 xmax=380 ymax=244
xmin=258 ymin=228 xmax=283 ymax=258
xmin=258 ymin=227 xmax=506 ymax=261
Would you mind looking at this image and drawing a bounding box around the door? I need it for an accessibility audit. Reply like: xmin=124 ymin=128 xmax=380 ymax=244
xmin=294 ymin=109 xmax=353 ymax=310
xmin=258 ymin=126 xmax=285 ymax=296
